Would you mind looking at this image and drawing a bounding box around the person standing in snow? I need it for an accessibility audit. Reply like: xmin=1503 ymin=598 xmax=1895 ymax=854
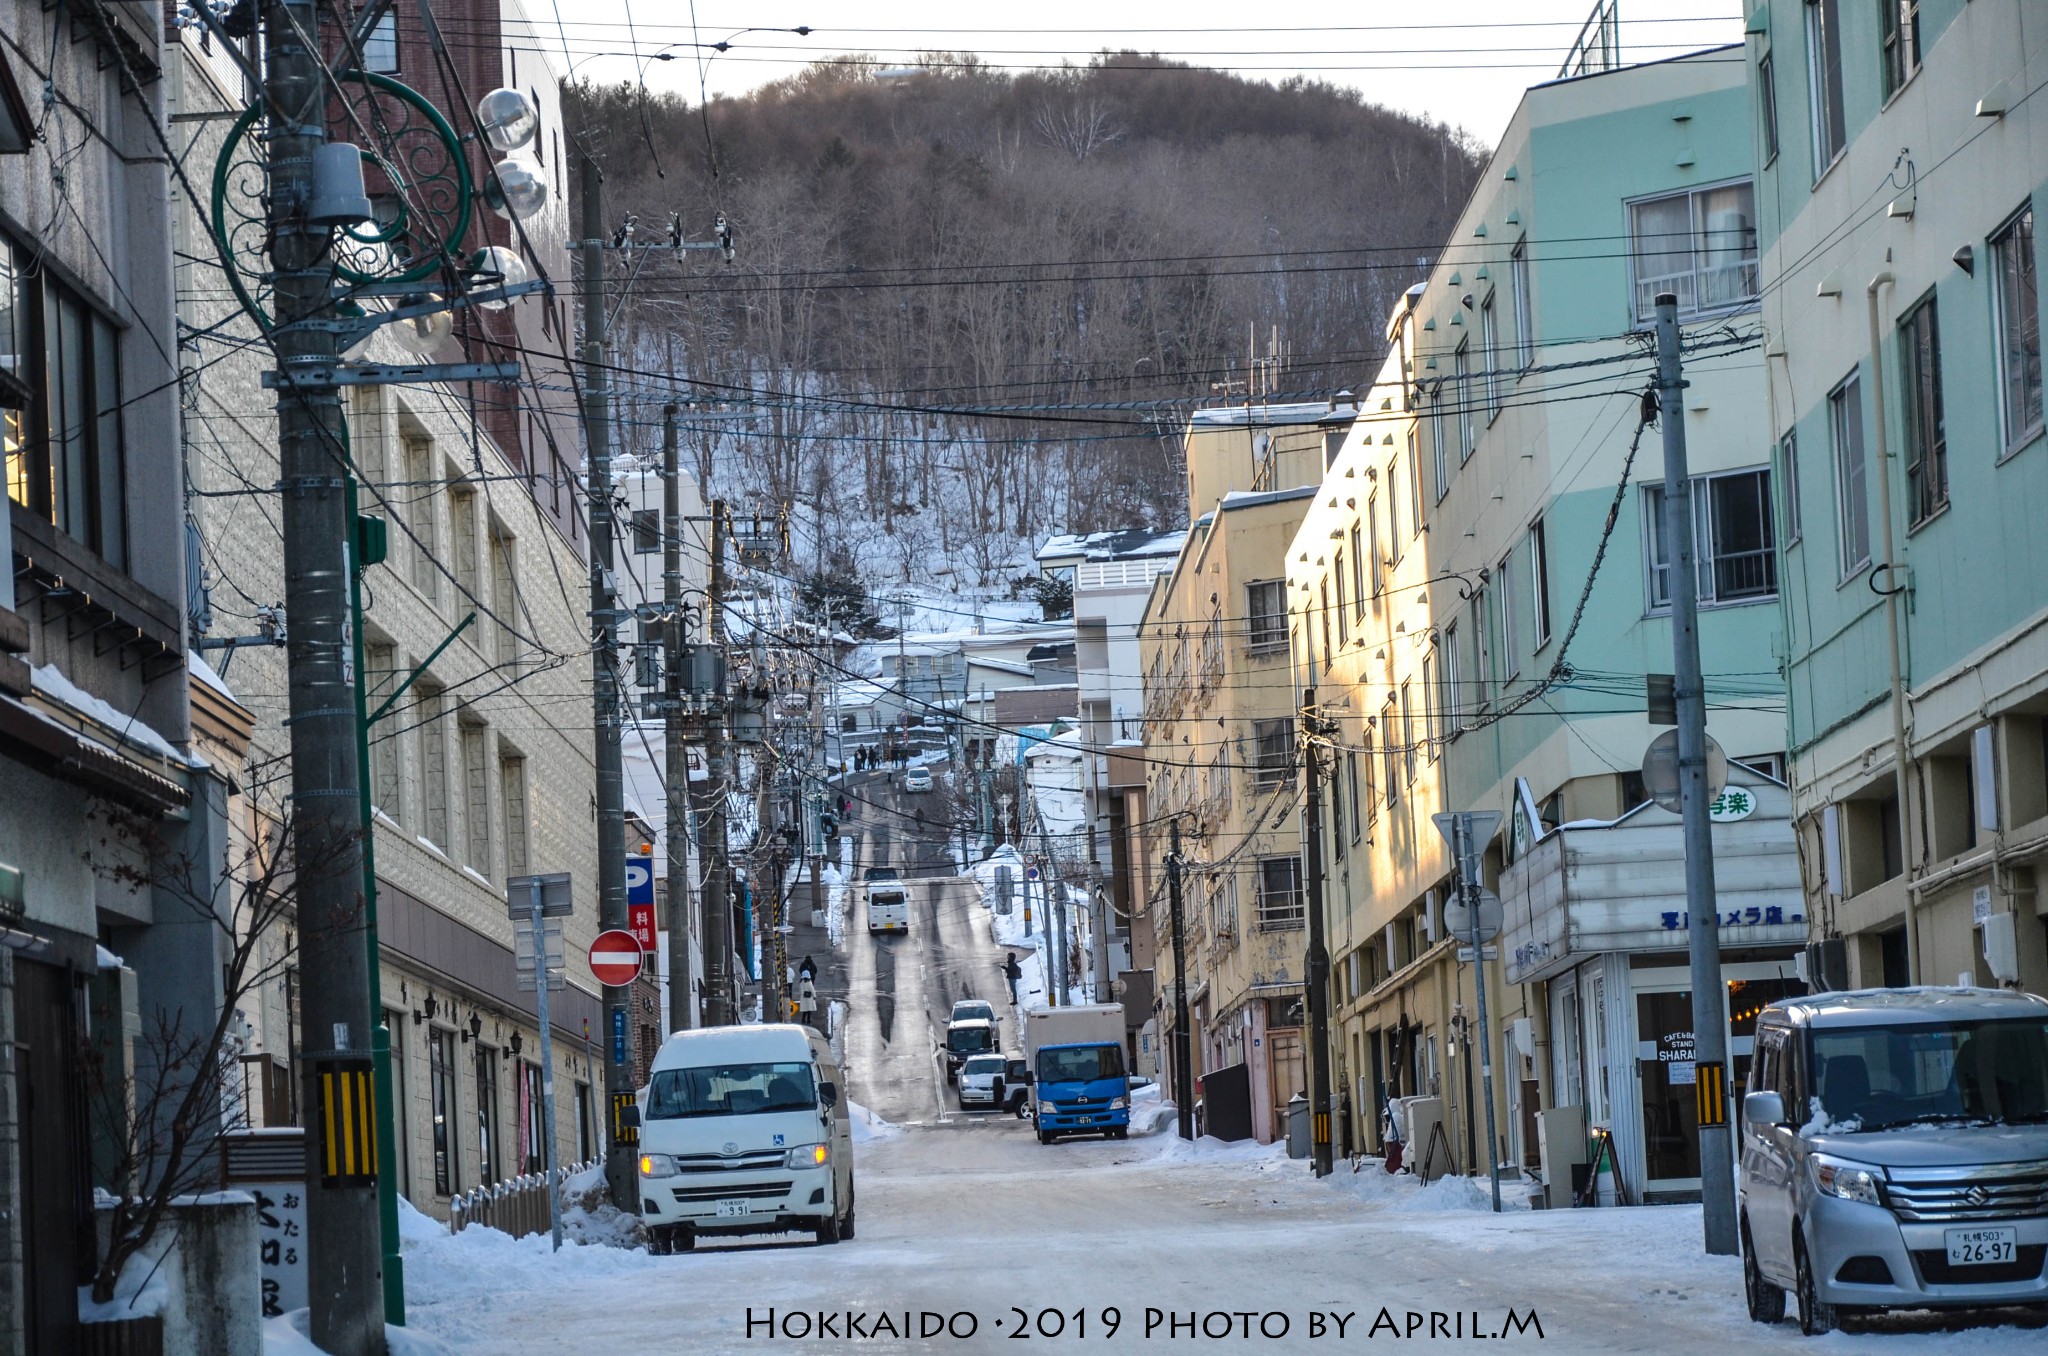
xmin=797 ymin=971 xmax=818 ymax=1029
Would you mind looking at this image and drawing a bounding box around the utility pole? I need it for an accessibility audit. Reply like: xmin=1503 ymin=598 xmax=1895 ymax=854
xmin=264 ymin=2 xmax=382 ymax=1350
xmin=1300 ymin=690 xmax=1334 ymax=1177
xmin=577 ymin=146 xmax=633 ymax=1210
xmin=1654 ymin=293 xmax=1736 ymax=1256
xmin=661 ymin=405 xmax=693 ymax=1034
xmin=1168 ymin=820 xmax=1194 ymax=1141
xmin=1036 ymin=801 xmax=1068 ymax=1006
xmin=698 ymin=504 xmax=734 ymax=1025
xmin=1086 ymin=744 xmax=1111 ymax=1004
xmin=1449 ymin=814 xmax=1504 ymax=1212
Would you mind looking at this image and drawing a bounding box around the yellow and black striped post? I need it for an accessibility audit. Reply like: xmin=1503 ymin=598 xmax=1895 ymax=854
xmin=1695 ymin=1060 xmax=1728 ymax=1128
xmin=611 ymin=1091 xmax=640 ymax=1146
xmin=315 ymin=1058 xmax=379 ymax=1186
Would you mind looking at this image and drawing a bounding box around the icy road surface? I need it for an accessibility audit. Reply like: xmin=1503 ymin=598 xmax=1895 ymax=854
xmin=399 ymin=1124 xmax=2043 ymax=1355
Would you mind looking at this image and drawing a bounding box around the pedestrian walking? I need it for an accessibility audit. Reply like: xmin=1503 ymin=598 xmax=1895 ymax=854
xmin=797 ymin=971 xmax=819 ymax=1029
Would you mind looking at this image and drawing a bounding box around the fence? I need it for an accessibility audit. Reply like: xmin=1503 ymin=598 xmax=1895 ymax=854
xmin=448 ymin=1158 xmax=600 ymax=1238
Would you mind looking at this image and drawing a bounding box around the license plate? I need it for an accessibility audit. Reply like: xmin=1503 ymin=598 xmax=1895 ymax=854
xmin=715 ymin=1199 xmax=750 ymax=1218
xmin=1944 ymin=1226 xmax=2017 ymax=1267
xmin=1077 ymin=1116 xmax=1093 ymax=1124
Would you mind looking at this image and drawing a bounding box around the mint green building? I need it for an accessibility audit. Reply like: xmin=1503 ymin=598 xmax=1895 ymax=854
xmin=1750 ymin=0 xmax=2048 ymax=997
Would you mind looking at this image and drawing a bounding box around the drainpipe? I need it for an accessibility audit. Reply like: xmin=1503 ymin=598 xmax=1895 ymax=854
xmin=1864 ymin=269 xmax=1919 ymax=985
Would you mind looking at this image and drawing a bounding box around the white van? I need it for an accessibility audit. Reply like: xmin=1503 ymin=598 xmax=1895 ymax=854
xmin=634 ymin=1024 xmax=855 ymax=1252
xmin=866 ymin=883 xmax=909 ymax=933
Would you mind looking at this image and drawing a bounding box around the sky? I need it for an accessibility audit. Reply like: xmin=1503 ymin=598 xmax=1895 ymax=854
xmin=518 ymin=1 xmax=1747 ymax=149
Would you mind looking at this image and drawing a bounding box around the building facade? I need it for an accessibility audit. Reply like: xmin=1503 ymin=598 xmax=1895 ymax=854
xmin=1753 ymin=0 xmax=2048 ymax=998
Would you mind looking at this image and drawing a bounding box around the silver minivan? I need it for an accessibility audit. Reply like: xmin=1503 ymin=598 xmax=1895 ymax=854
xmin=1738 ymin=987 xmax=2048 ymax=1334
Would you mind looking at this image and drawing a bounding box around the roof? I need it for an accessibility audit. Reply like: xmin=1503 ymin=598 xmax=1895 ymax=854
xmin=966 ymin=656 xmax=1034 ymax=678
xmin=1218 ymin=485 xmax=1319 ymax=513
xmin=1773 ymin=988 xmax=2048 ymax=1029
xmin=648 ymin=1023 xmax=824 ymax=1069
xmin=1189 ymin=398 xmax=1357 ymax=429
xmin=1036 ymin=527 xmax=1187 ymax=563
xmin=990 ymin=685 xmax=1079 ymax=725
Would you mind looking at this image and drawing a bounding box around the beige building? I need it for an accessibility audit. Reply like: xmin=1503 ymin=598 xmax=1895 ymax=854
xmin=1140 ymin=401 xmax=1354 ymax=1142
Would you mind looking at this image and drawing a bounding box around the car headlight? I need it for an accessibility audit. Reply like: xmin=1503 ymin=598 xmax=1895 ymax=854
xmin=1108 ymin=1096 xmax=1128 ymax=1111
xmin=1811 ymin=1154 xmax=1884 ymax=1206
xmin=638 ymin=1153 xmax=679 ymax=1179
xmin=786 ymin=1143 xmax=830 ymax=1170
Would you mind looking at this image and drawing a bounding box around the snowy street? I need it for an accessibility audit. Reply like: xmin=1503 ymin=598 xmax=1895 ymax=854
xmin=397 ymin=1123 xmax=2042 ymax=1353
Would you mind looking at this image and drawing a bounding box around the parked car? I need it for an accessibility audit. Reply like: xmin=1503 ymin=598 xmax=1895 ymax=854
xmin=862 ymin=865 xmax=900 ymax=884
xmin=957 ymin=1054 xmax=1007 ymax=1107
xmin=950 ymin=999 xmax=997 ymax=1029
xmin=943 ymin=1017 xmax=997 ymax=1081
xmin=1737 ymin=987 xmax=2048 ymax=1335
xmin=1004 ymin=1058 xmax=1032 ymax=1112
xmin=902 ymin=766 xmax=933 ymax=792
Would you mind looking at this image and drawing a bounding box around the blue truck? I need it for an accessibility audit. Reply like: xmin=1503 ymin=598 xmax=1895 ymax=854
xmin=1024 ymin=1004 xmax=1130 ymax=1142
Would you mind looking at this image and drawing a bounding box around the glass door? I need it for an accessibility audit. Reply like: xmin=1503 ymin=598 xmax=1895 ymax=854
xmin=1636 ymin=989 xmax=1700 ymax=1187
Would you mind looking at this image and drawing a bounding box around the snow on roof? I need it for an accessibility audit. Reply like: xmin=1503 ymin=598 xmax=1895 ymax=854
xmin=30 ymin=663 xmax=199 ymax=767
xmin=966 ymin=656 xmax=1033 ymax=677
xmin=1035 ymin=527 xmax=1187 ymax=563
xmin=187 ymin=651 xmax=238 ymax=703
xmin=1218 ymin=485 xmax=1319 ymax=512
xmin=1189 ymin=398 xmax=1357 ymax=428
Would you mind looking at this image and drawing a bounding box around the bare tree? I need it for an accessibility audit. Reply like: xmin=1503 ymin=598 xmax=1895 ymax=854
xmin=1032 ymin=95 xmax=1127 ymax=164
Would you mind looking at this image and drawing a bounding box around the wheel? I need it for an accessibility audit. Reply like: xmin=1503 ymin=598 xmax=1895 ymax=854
xmin=814 ymin=1210 xmax=842 ymax=1245
xmin=1742 ymin=1218 xmax=1785 ymax=1325
xmin=646 ymin=1227 xmax=669 ymax=1256
xmin=1037 ymin=1128 xmax=1052 ymax=1145
xmin=1794 ymin=1233 xmax=1835 ymax=1336
xmin=841 ymin=1185 xmax=856 ymax=1240
xmin=1111 ymin=1127 xmax=1129 ymax=1141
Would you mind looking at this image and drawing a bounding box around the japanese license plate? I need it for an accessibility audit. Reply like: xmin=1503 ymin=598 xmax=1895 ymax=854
xmin=1076 ymin=1116 xmax=1094 ymax=1124
xmin=715 ymin=1199 xmax=750 ymax=1218
xmin=1944 ymin=1226 xmax=2017 ymax=1267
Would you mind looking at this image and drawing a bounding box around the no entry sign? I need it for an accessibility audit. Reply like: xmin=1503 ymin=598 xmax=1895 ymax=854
xmin=588 ymin=929 xmax=644 ymax=986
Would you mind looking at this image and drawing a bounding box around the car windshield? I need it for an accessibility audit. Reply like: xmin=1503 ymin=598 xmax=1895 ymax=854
xmin=963 ymin=1056 xmax=1004 ymax=1076
xmin=1809 ymin=1017 xmax=2048 ymax=1131
xmin=646 ymin=1062 xmax=816 ymax=1120
xmin=1038 ymin=1044 xmax=1126 ymax=1083
xmin=947 ymin=1025 xmax=994 ymax=1054
xmin=953 ymin=1003 xmax=992 ymax=1022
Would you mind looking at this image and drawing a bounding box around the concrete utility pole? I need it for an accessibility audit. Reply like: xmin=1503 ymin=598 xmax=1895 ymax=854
xmin=577 ymin=147 xmax=634 ymax=1210
xmin=1167 ymin=820 xmax=1194 ymax=1141
xmin=1449 ymin=813 xmax=1504 ymax=1213
xmin=1653 ymin=293 xmax=1736 ymax=1256
xmin=264 ymin=3 xmax=382 ymax=1350
xmin=1299 ymin=690 xmax=1334 ymax=1177
xmin=661 ymin=405 xmax=694 ymax=1034
xmin=698 ymin=504 xmax=735 ymax=1025
xmin=1086 ymin=747 xmax=1111 ymax=1004
xmin=1036 ymin=801 xmax=1068 ymax=1006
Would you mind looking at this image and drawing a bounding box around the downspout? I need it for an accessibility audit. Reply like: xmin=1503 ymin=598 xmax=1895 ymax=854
xmin=1864 ymin=269 xmax=1919 ymax=984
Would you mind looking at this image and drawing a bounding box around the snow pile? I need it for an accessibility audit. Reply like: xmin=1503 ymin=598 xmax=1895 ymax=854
xmin=849 ymin=1100 xmax=901 ymax=1143
xmin=560 ymin=1165 xmax=645 ymax=1249
xmin=1128 ymin=1082 xmax=1177 ymax=1137
xmin=1388 ymin=1171 xmax=1532 ymax=1215
xmin=1799 ymin=1095 xmax=1861 ymax=1136
xmin=76 ymin=1255 xmax=170 ymax=1324
xmin=1151 ymin=1133 xmax=1290 ymax=1167
xmin=32 ymin=662 xmax=201 ymax=766
xmin=264 ymin=1312 xmax=460 ymax=1355
xmin=395 ymin=1196 xmax=446 ymax=1245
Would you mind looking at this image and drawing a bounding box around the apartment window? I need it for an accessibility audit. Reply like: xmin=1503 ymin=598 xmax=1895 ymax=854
xmin=1346 ymin=750 xmax=1363 ymax=842
xmin=1255 ymin=856 xmax=1304 ymax=930
xmin=1480 ymin=294 xmax=1501 ymax=421
xmin=1320 ymin=579 xmax=1334 ymax=665
xmin=1385 ymin=460 xmax=1403 ymax=564
xmin=361 ymin=11 xmax=400 ymax=73
xmin=631 ymin=508 xmax=661 ymax=554
xmin=1510 ymin=238 xmax=1534 ymax=369
xmin=1430 ymin=391 xmax=1451 ymax=501
xmin=1332 ymin=556 xmax=1348 ymax=645
xmin=367 ymin=643 xmax=402 ymax=821
xmin=1628 ymin=180 xmax=1758 ymax=321
xmin=1454 ymin=342 xmax=1475 ymax=464
xmin=1 ymin=239 xmax=127 ymax=567
xmin=1879 ymin=0 xmax=1920 ymax=101
xmin=1806 ymin=0 xmax=1846 ymax=173
xmin=1470 ymin=586 xmax=1492 ymax=707
xmin=1362 ymin=727 xmax=1379 ymax=823
xmin=1489 ymin=554 xmax=1514 ymax=681
xmin=1380 ymin=696 xmax=1399 ymax=809
xmin=1407 ymin=429 xmax=1426 ymax=532
xmin=1349 ymin=524 xmax=1366 ymax=617
xmin=1422 ymin=651 xmax=1438 ymax=754
xmin=1778 ymin=431 xmax=1803 ymax=545
xmin=1991 ymin=207 xmax=2042 ymax=452
xmin=1529 ymin=518 xmax=1553 ymax=648
xmin=1329 ymin=768 xmax=1345 ymax=861
xmin=1246 ymin=580 xmax=1287 ymax=650
xmin=1898 ymin=295 xmax=1946 ymax=524
xmin=404 ymin=438 xmax=439 ymax=602
xmin=1367 ymin=494 xmax=1383 ymax=597
xmin=461 ymin=721 xmax=492 ymax=874
xmin=1645 ymin=469 xmax=1778 ymax=608
xmin=418 ymin=681 xmax=450 ymax=850
xmin=1830 ymin=374 xmax=1871 ymax=576
xmin=1252 ymin=717 xmax=1294 ymax=788
xmin=450 ymin=481 xmax=480 ymax=605
xmin=488 ymin=522 xmax=520 ymax=669
xmin=1757 ymin=51 xmax=1780 ymax=166
xmin=429 ymin=1028 xmax=459 ymax=1194
xmin=1442 ymin=622 xmax=1462 ymax=736
xmin=475 ymin=1047 xmax=501 ymax=1187
xmin=1399 ymin=680 xmax=1416 ymax=785
xmin=501 ymin=751 xmax=530 ymax=877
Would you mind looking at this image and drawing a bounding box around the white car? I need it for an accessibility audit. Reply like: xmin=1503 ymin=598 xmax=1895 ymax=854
xmin=957 ymin=1054 xmax=1007 ymax=1107
xmin=903 ymin=766 xmax=934 ymax=792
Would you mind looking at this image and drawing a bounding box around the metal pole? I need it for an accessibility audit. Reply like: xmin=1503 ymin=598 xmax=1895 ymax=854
xmin=661 ymin=406 xmax=693 ymax=1034
xmin=699 ymin=504 xmax=734 ymax=1024
xmin=1168 ymin=820 xmax=1194 ymax=1141
xmin=1300 ymin=690 xmax=1333 ymax=1177
xmin=1454 ymin=815 xmax=1503 ymax=1212
xmin=1864 ymin=271 xmax=1919 ymax=984
xmin=530 ymin=879 xmax=562 ymax=1251
xmin=264 ymin=4 xmax=382 ymax=1348
xmin=1086 ymin=743 xmax=1111 ymax=1004
xmin=1038 ymin=802 xmax=1067 ymax=1006
xmin=577 ymin=147 xmax=634 ymax=1210
xmin=1654 ymin=293 xmax=1736 ymax=1255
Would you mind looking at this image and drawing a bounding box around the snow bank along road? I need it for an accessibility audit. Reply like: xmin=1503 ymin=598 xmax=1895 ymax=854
xmin=403 ymin=1126 xmax=2042 ymax=1354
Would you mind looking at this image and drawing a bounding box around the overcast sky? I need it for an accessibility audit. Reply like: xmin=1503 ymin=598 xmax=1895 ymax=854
xmin=520 ymin=1 xmax=1745 ymax=149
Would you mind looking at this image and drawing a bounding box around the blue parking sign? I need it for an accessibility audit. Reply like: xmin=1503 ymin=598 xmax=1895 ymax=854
xmin=625 ymin=854 xmax=653 ymax=906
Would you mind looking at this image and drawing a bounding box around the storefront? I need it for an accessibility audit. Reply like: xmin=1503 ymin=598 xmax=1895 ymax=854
xmin=1502 ymin=771 xmax=1808 ymax=1202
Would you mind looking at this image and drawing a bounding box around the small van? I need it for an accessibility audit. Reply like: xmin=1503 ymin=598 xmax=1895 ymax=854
xmin=1738 ymin=987 xmax=2048 ymax=1334
xmin=635 ymin=1024 xmax=855 ymax=1252
xmin=866 ymin=884 xmax=909 ymax=933
xmin=944 ymin=1017 xmax=997 ymax=1081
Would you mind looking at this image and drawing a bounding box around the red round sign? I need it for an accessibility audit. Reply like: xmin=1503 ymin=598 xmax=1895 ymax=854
xmin=588 ymin=929 xmax=645 ymax=986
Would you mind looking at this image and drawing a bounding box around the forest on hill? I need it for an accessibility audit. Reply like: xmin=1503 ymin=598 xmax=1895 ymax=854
xmin=563 ymin=55 xmax=1484 ymax=589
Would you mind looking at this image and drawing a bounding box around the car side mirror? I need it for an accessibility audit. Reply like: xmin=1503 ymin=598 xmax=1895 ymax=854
xmin=818 ymin=1080 xmax=839 ymax=1108
xmin=1742 ymin=1091 xmax=1785 ymax=1127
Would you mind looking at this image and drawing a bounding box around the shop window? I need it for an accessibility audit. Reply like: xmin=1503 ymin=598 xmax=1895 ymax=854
xmin=429 ymin=1028 xmax=459 ymax=1194
xmin=474 ymin=1046 xmax=501 ymax=1187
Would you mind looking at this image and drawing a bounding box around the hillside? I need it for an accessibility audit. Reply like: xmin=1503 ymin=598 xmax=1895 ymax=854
xmin=563 ymin=56 xmax=1483 ymax=593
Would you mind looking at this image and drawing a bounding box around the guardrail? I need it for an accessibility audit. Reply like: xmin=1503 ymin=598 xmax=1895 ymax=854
xmin=448 ymin=1158 xmax=600 ymax=1238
